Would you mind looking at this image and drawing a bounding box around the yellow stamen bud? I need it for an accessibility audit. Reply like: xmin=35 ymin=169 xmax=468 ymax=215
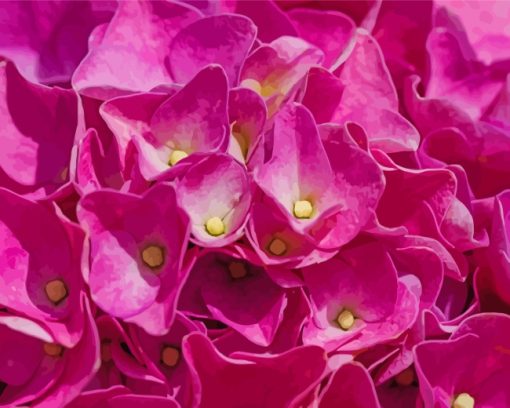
xmin=293 ymin=200 xmax=313 ymax=219
xmin=44 ymin=343 xmax=63 ymax=357
xmin=205 ymin=217 xmax=225 ymax=236
xmin=44 ymin=279 xmax=68 ymax=305
xmin=161 ymin=346 xmax=180 ymax=367
xmin=395 ymin=367 xmax=415 ymax=386
xmin=169 ymin=150 xmax=188 ymax=166
xmin=336 ymin=309 xmax=355 ymax=330
xmin=452 ymin=393 xmax=475 ymax=408
xmin=228 ymin=261 xmax=248 ymax=279
xmin=141 ymin=245 xmax=165 ymax=269
xmin=268 ymin=237 xmax=287 ymax=256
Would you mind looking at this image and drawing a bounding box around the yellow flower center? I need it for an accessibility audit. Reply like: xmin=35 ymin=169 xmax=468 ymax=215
xmin=168 ymin=150 xmax=188 ymax=166
xmin=268 ymin=237 xmax=287 ymax=256
xmin=205 ymin=217 xmax=225 ymax=236
xmin=44 ymin=279 xmax=68 ymax=305
xmin=293 ymin=200 xmax=313 ymax=219
xmin=161 ymin=346 xmax=180 ymax=367
xmin=395 ymin=367 xmax=415 ymax=386
xmin=44 ymin=343 xmax=63 ymax=357
xmin=228 ymin=261 xmax=248 ymax=279
xmin=141 ymin=245 xmax=165 ymax=269
xmin=336 ymin=309 xmax=355 ymax=330
xmin=452 ymin=393 xmax=475 ymax=408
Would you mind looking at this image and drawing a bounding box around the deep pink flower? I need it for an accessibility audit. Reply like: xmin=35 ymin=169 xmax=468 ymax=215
xmin=179 ymin=245 xmax=286 ymax=346
xmin=0 ymin=188 xmax=86 ymax=347
xmin=302 ymin=241 xmax=418 ymax=353
xmin=77 ymin=184 xmax=191 ymax=335
xmin=0 ymin=296 xmax=98 ymax=407
xmin=130 ymin=313 xmax=204 ymax=406
xmin=415 ymin=313 xmax=510 ymax=408
xmin=252 ymin=103 xmax=384 ymax=254
xmin=101 ymin=65 xmax=229 ymax=181
xmin=174 ymin=153 xmax=252 ymax=247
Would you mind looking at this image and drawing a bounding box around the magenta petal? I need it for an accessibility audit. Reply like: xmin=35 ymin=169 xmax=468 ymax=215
xmin=0 ymin=61 xmax=78 ymax=197
xmin=73 ymin=1 xmax=201 ymax=97
xmin=0 ymin=1 xmax=114 ymax=84
xmin=319 ymin=362 xmax=381 ymax=408
xmin=289 ymin=9 xmax=355 ymax=69
xmin=89 ymin=230 xmax=160 ymax=318
xmin=169 ymin=14 xmax=257 ymax=86
xmin=235 ymin=0 xmax=297 ymax=42
xmin=183 ymin=332 xmax=326 ymax=408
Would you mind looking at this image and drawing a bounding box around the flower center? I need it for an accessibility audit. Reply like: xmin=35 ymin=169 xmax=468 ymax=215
xmin=395 ymin=367 xmax=415 ymax=386
xmin=336 ymin=309 xmax=355 ymax=330
xmin=168 ymin=150 xmax=188 ymax=166
xmin=293 ymin=200 xmax=313 ymax=219
xmin=240 ymin=78 xmax=276 ymax=98
xmin=205 ymin=217 xmax=225 ymax=236
xmin=452 ymin=393 xmax=475 ymax=408
xmin=141 ymin=245 xmax=165 ymax=269
xmin=231 ymin=122 xmax=249 ymax=159
xmin=161 ymin=346 xmax=180 ymax=367
xmin=268 ymin=237 xmax=287 ymax=256
xmin=228 ymin=261 xmax=248 ymax=279
xmin=44 ymin=343 xmax=63 ymax=357
xmin=101 ymin=341 xmax=112 ymax=363
xmin=44 ymin=279 xmax=68 ymax=305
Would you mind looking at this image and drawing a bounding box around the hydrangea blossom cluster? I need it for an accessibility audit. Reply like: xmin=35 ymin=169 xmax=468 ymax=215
xmin=1 ymin=1 xmax=510 ymax=407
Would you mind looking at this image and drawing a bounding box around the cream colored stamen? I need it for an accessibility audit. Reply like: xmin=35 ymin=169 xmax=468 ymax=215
xmin=44 ymin=279 xmax=68 ymax=304
xmin=395 ymin=367 xmax=415 ymax=386
xmin=336 ymin=309 xmax=355 ymax=330
xmin=44 ymin=343 xmax=63 ymax=357
xmin=142 ymin=245 xmax=165 ymax=269
xmin=169 ymin=150 xmax=188 ymax=166
xmin=205 ymin=217 xmax=225 ymax=236
xmin=452 ymin=393 xmax=475 ymax=408
xmin=268 ymin=237 xmax=287 ymax=256
xmin=161 ymin=346 xmax=180 ymax=367
xmin=228 ymin=261 xmax=248 ymax=279
xmin=293 ymin=200 xmax=313 ymax=219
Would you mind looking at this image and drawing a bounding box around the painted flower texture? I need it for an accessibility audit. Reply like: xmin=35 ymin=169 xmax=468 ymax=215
xmin=2 ymin=0 xmax=510 ymax=407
